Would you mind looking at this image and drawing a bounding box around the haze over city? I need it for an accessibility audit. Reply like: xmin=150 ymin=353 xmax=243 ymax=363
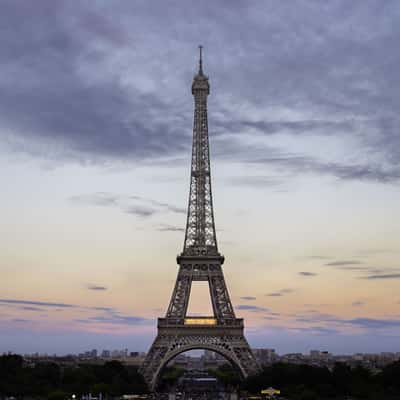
xmin=1 ymin=0 xmax=399 ymax=356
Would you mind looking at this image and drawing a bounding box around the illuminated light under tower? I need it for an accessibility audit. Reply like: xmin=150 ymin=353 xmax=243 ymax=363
xmin=184 ymin=317 xmax=217 ymax=325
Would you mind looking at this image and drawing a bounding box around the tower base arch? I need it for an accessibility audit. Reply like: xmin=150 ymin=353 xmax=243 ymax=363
xmin=140 ymin=319 xmax=259 ymax=391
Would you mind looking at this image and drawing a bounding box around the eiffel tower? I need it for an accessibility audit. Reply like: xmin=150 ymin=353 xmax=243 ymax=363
xmin=140 ymin=47 xmax=260 ymax=390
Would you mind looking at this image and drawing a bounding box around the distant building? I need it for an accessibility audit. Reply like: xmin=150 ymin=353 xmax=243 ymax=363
xmin=101 ymin=350 xmax=110 ymax=358
xmin=310 ymin=350 xmax=320 ymax=358
xmin=310 ymin=350 xmax=331 ymax=361
xmin=253 ymin=348 xmax=277 ymax=365
xmin=204 ymin=350 xmax=216 ymax=360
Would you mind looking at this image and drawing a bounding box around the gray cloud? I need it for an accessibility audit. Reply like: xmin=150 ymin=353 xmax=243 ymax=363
xmin=12 ymin=318 xmax=31 ymax=323
xmin=323 ymin=263 xmax=397 ymax=276
xmin=347 ymin=318 xmax=400 ymax=329
xmin=0 ymin=0 xmax=399 ymax=186
xmin=299 ymin=271 xmax=317 ymax=277
xmin=240 ymin=296 xmax=257 ymax=301
xmin=92 ymin=306 xmax=115 ymax=312
xmin=294 ymin=311 xmax=400 ymax=331
xmin=234 ymin=119 xmax=355 ymax=137
xmin=0 ymin=298 xmax=128 ymax=316
xmin=81 ymin=314 xmax=151 ymax=326
xmin=0 ymin=299 xmax=75 ymax=308
xmin=362 ymin=273 xmax=400 ymax=280
xmin=295 ymin=312 xmax=340 ymax=324
xmin=69 ymin=192 xmax=184 ymax=218
xmin=1 ymin=297 xmax=152 ymax=331
xmin=69 ymin=193 xmax=117 ymax=206
xmin=70 ymin=193 xmax=119 ymax=207
xmin=322 ymin=262 xmax=400 ymax=277
xmin=151 ymin=201 xmax=185 ymax=215
xmin=20 ymin=306 xmax=46 ymax=312
xmin=310 ymin=326 xmax=341 ymax=335
xmin=124 ymin=205 xmax=156 ymax=218
xmin=74 ymin=303 xmax=151 ymax=325
xmin=156 ymin=224 xmax=185 ymax=232
xmin=351 ymin=301 xmax=365 ymax=307
xmin=266 ymin=288 xmax=295 ymax=297
xmin=247 ymin=154 xmax=400 ymax=184
xmin=325 ymin=260 xmax=363 ymax=266
xmin=0 ymin=1 xmax=188 ymax=163
xmin=227 ymin=175 xmax=286 ymax=189
xmin=236 ymin=304 xmax=269 ymax=312
xmin=287 ymin=326 xmax=340 ymax=335
xmin=87 ymin=285 xmax=107 ymax=291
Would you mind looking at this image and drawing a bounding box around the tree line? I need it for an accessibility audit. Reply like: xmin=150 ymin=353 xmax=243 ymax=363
xmin=0 ymin=355 xmax=148 ymax=399
xmin=241 ymin=361 xmax=400 ymax=399
xmin=1 ymin=354 xmax=400 ymax=399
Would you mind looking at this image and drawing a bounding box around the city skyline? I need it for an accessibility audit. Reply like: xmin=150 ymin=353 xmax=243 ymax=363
xmin=1 ymin=1 xmax=400 ymax=356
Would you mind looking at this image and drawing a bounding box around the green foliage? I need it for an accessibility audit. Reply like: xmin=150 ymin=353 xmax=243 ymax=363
xmin=157 ymin=366 xmax=185 ymax=390
xmin=47 ymin=390 xmax=68 ymax=400
xmin=0 ymin=354 xmax=25 ymax=396
xmin=208 ymin=364 xmax=241 ymax=387
xmin=0 ymin=355 xmax=148 ymax=397
xmin=298 ymin=388 xmax=318 ymax=400
xmin=242 ymin=361 xmax=400 ymax=399
xmin=380 ymin=360 xmax=400 ymax=390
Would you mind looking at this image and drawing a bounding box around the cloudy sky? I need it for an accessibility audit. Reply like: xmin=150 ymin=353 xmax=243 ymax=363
xmin=1 ymin=0 xmax=400 ymax=355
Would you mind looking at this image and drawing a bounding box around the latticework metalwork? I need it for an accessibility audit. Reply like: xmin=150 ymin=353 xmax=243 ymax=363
xmin=183 ymin=46 xmax=218 ymax=257
xmin=141 ymin=329 xmax=259 ymax=390
xmin=140 ymin=47 xmax=260 ymax=390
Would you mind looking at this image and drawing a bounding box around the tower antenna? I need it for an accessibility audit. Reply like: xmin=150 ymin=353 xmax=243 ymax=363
xmin=199 ymin=45 xmax=203 ymax=75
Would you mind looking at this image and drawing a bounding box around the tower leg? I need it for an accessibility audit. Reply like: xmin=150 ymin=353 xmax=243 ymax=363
xmin=139 ymin=334 xmax=169 ymax=390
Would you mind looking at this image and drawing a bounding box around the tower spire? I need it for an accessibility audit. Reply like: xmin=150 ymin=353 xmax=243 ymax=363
xmin=198 ymin=45 xmax=203 ymax=75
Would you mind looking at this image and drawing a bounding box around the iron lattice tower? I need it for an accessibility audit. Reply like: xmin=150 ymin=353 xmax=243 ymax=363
xmin=140 ymin=47 xmax=260 ymax=390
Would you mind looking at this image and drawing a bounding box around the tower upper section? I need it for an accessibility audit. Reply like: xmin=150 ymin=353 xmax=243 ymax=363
xmin=182 ymin=46 xmax=219 ymax=258
xmin=191 ymin=45 xmax=210 ymax=94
